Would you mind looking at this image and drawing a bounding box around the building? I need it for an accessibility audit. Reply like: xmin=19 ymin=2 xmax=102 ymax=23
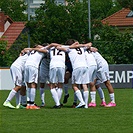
xmin=25 ymin=0 xmax=65 ymax=17
xmin=101 ymin=8 xmax=133 ymax=32
xmin=0 ymin=11 xmax=25 ymax=49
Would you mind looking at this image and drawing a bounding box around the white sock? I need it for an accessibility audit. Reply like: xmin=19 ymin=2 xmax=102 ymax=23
xmin=63 ymin=84 xmax=69 ymax=95
xmin=75 ymin=90 xmax=85 ymax=104
xmin=40 ymin=88 xmax=45 ymax=104
xmin=97 ymin=87 xmax=105 ymax=102
xmin=50 ymin=88 xmax=60 ymax=106
xmin=109 ymin=93 xmax=115 ymax=103
xmin=83 ymin=91 xmax=89 ymax=108
xmin=56 ymin=88 xmax=63 ymax=101
xmin=6 ymin=89 xmax=17 ymax=102
xmin=27 ymin=88 xmax=31 ymax=102
xmin=30 ymin=88 xmax=36 ymax=104
xmin=90 ymin=91 xmax=96 ymax=103
xmin=15 ymin=91 xmax=21 ymax=105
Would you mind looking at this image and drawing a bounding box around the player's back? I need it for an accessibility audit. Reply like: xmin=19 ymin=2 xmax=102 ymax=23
xmin=49 ymin=47 xmax=66 ymax=69
xmin=68 ymin=47 xmax=88 ymax=70
xmin=85 ymin=50 xmax=97 ymax=67
xmin=92 ymin=51 xmax=108 ymax=67
xmin=25 ymin=50 xmax=44 ymax=68
xmin=11 ymin=53 xmax=29 ymax=70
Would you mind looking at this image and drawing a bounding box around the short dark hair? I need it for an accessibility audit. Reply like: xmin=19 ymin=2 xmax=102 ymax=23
xmin=42 ymin=43 xmax=49 ymax=47
xmin=65 ymin=39 xmax=78 ymax=45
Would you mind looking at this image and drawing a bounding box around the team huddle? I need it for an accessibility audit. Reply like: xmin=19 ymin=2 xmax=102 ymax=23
xmin=3 ymin=39 xmax=116 ymax=109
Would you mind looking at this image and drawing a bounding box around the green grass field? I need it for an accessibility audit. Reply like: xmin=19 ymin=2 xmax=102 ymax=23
xmin=0 ymin=89 xmax=133 ymax=133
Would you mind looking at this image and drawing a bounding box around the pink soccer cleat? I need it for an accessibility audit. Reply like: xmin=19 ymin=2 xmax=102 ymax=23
xmin=88 ymin=102 xmax=96 ymax=107
xmin=100 ymin=101 xmax=106 ymax=106
xmin=105 ymin=102 xmax=116 ymax=107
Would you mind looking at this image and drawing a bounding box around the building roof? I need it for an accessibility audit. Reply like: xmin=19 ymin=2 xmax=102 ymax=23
xmin=1 ymin=22 xmax=25 ymax=49
xmin=0 ymin=12 xmax=25 ymax=49
xmin=101 ymin=8 xmax=133 ymax=27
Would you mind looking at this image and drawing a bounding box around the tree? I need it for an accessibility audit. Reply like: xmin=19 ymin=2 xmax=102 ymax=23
xmin=92 ymin=25 xmax=133 ymax=64
xmin=0 ymin=0 xmax=132 ymax=66
xmin=27 ymin=0 xmax=89 ymax=44
xmin=90 ymin=0 xmax=122 ymax=20
xmin=0 ymin=40 xmax=7 ymax=66
xmin=0 ymin=0 xmax=27 ymax=21
xmin=117 ymin=0 xmax=133 ymax=10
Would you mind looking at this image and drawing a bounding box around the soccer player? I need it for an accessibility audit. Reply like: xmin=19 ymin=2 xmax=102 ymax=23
xmin=3 ymin=49 xmax=30 ymax=109
xmin=24 ymin=44 xmax=49 ymax=109
xmin=39 ymin=52 xmax=50 ymax=107
xmin=56 ymin=39 xmax=92 ymax=108
xmin=48 ymin=43 xmax=66 ymax=108
xmin=84 ymin=48 xmax=97 ymax=108
xmin=92 ymin=51 xmax=116 ymax=107
xmin=62 ymin=53 xmax=72 ymax=104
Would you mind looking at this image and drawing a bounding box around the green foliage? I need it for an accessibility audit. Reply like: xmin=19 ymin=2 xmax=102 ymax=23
xmin=27 ymin=0 xmax=90 ymax=44
xmin=0 ymin=0 xmax=133 ymax=66
xmin=90 ymin=0 xmax=122 ymax=20
xmin=93 ymin=25 xmax=133 ymax=64
xmin=117 ymin=0 xmax=133 ymax=10
xmin=0 ymin=0 xmax=27 ymax=21
xmin=0 ymin=40 xmax=7 ymax=67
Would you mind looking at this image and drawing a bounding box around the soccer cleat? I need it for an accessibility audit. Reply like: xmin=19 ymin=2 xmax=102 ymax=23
xmin=84 ymin=105 xmax=88 ymax=108
xmin=105 ymin=102 xmax=116 ymax=107
xmin=75 ymin=102 xmax=85 ymax=108
xmin=88 ymin=102 xmax=96 ymax=107
xmin=30 ymin=105 xmax=40 ymax=109
xmin=100 ymin=101 xmax=106 ymax=107
xmin=3 ymin=101 xmax=15 ymax=109
xmin=19 ymin=105 xmax=26 ymax=109
xmin=53 ymin=105 xmax=61 ymax=109
xmin=16 ymin=104 xmax=21 ymax=109
xmin=40 ymin=102 xmax=45 ymax=107
xmin=63 ymin=94 xmax=69 ymax=104
xmin=26 ymin=105 xmax=31 ymax=109
xmin=60 ymin=103 xmax=63 ymax=107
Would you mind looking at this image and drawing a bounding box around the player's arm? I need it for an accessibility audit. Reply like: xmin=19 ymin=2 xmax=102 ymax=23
xmin=20 ymin=48 xmax=31 ymax=56
xmin=89 ymin=47 xmax=98 ymax=52
xmin=56 ymin=45 xmax=68 ymax=52
xmin=83 ymin=42 xmax=92 ymax=48
xmin=46 ymin=43 xmax=61 ymax=49
xmin=32 ymin=47 xmax=48 ymax=53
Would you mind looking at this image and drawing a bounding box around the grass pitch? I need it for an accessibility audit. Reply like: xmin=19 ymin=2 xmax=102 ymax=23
xmin=0 ymin=89 xmax=132 ymax=133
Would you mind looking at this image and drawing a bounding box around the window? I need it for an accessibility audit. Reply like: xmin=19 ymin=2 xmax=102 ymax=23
xmin=126 ymin=11 xmax=133 ymax=17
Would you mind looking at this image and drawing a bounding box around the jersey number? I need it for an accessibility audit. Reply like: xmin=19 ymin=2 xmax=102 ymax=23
xmin=75 ymin=48 xmax=82 ymax=55
xmin=51 ymin=49 xmax=62 ymax=56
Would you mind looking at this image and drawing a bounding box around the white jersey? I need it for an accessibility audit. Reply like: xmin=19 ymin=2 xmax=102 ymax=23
xmin=49 ymin=47 xmax=66 ymax=69
xmin=85 ymin=50 xmax=97 ymax=67
xmin=67 ymin=47 xmax=88 ymax=70
xmin=92 ymin=51 xmax=108 ymax=68
xmin=11 ymin=53 xmax=29 ymax=71
xmin=25 ymin=48 xmax=46 ymax=69
xmin=92 ymin=51 xmax=110 ymax=83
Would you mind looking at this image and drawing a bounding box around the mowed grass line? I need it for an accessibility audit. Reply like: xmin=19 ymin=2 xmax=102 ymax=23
xmin=0 ymin=89 xmax=132 ymax=133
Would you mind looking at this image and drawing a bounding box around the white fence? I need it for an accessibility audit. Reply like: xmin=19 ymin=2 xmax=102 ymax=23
xmin=0 ymin=64 xmax=133 ymax=90
xmin=0 ymin=68 xmax=14 ymax=90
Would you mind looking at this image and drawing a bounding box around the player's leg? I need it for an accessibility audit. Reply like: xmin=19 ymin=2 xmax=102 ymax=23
xmin=104 ymin=80 xmax=116 ymax=107
xmin=3 ymin=85 xmax=21 ymax=109
xmin=96 ymin=83 xmax=106 ymax=106
xmin=50 ymin=68 xmax=61 ymax=108
xmin=39 ymin=83 xmax=45 ymax=107
xmin=63 ymin=71 xmax=71 ymax=104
